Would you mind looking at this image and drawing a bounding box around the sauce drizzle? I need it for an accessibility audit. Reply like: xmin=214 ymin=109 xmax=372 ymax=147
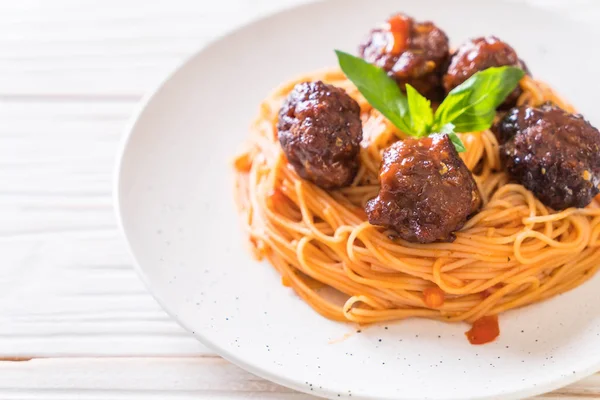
xmin=386 ymin=14 xmax=411 ymax=55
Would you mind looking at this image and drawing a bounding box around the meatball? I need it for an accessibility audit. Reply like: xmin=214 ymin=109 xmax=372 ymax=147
xmin=443 ymin=36 xmax=528 ymax=108
xmin=493 ymin=104 xmax=600 ymax=210
xmin=277 ymin=81 xmax=363 ymax=189
xmin=359 ymin=13 xmax=449 ymax=99
xmin=366 ymin=134 xmax=480 ymax=243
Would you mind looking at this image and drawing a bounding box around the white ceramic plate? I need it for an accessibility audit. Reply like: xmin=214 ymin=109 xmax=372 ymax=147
xmin=115 ymin=1 xmax=600 ymax=399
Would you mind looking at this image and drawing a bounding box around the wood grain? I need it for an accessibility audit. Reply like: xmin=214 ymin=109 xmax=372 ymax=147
xmin=0 ymin=358 xmax=598 ymax=399
xmin=1 ymin=0 xmax=599 ymax=398
xmin=0 ymin=0 xmax=309 ymax=361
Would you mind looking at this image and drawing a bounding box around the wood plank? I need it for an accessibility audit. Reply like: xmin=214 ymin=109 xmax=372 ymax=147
xmin=0 ymin=231 xmax=208 ymax=356
xmin=0 ymin=358 xmax=597 ymax=399
xmin=0 ymin=358 xmax=310 ymax=399
xmin=0 ymin=97 xmax=204 ymax=356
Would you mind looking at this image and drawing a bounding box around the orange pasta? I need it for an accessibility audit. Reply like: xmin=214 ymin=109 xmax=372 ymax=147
xmin=233 ymin=69 xmax=600 ymax=332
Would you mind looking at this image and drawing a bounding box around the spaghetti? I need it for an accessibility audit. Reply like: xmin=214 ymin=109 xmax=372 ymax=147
xmin=233 ymin=68 xmax=600 ymax=336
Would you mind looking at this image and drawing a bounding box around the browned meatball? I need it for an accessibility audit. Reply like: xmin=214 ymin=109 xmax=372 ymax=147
xmin=493 ymin=104 xmax=600 ymax=210
xmin=277 ymin=81 xmax=362 ymax=189
xmin=359 ymin=13 xmax=449 ymax=99
xmin=444 ymin=36 xmax=528 ymax=108
xmin=366 ymin=134 xmax=480 ymax=243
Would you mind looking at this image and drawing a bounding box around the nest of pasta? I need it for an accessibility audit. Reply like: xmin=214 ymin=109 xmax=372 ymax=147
xmin=234 ymin=68 xmax=600 ymax=342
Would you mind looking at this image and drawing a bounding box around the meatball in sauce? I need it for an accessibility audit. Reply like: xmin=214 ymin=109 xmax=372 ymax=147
xmin=493 ymin=104 xmax=600 ymax=210
xmin=366 ymin=134 xmax=481 ymax=243
xmin=444 ymin=36 xmax=527 ymax=108
xmin=359 ymin=13 xmax=449 ymax=99
xmin=277 ymin=81 xmax=363 ymax=189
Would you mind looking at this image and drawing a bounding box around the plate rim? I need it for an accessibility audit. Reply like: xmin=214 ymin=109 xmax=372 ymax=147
xmin=113 ymin=1 xmax=600 ymax=398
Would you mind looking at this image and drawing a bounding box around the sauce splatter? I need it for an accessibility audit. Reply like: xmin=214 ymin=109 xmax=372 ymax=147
xmin=423 ymin=287 xmax=445 ymax=308
xmin=281 ymin=275 xmax=292 ymax=287
xmin=328 ymin=331 xmax=356 ymax=345
xmin=233 ymin=152 xmax=253 ymax=172
xmin=466 ymin=315 xmax=500 ymax=345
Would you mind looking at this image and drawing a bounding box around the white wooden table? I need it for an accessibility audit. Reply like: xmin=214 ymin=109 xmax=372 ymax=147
xmin=1 ymin=1 xmax=599 ymax=398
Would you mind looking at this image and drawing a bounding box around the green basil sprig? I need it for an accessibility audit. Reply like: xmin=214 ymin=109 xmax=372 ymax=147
xmin=335 ymin=50 xmax=525 ymax=153
xmin=334 ymin=50 xmax=411 ymax=134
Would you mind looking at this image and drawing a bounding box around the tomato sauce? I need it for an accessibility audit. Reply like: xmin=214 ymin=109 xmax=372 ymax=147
xmin=233 ymin=152 xmax=253 ymax=172
xmin=465 ymin=315 xmax=500 ymax=345
xmin=386 ymin=14 xmax=410 ymax=55
xmin=423 ymin=287 xmax=445 ymax=308
xmin=281 ymin=275 xmax=292 ymax=287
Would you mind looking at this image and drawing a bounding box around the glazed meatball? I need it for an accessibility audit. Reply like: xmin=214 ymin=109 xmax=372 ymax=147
xmin=444 ymin=36 xmax=528 ymax=108
xmin=277 ymin=81 xmax=362 ymax=189
xmin=359 ymin=13 xmax=449 ymax=99
xmin=493 ymin=104 xmax=600 ymax=210
xmin=366 ymin=134 xmax=480 ymax=243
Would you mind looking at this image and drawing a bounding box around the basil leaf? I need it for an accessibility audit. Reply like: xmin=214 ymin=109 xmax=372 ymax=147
xmin=335 ymin=50 xmax=411 ymax=134
xmin=448 ymin=132 xmax=466 ymax=153
xmin=439 ymin=122 xmax=455 ymax=136
xmin=335 ymin=50 xmax=467 ymax=153
xmin=433 ymin=66 xmax=525 ymax=133
xmin=438 ymin=123 xmax=466 ymax=153
xmin=405 ymin=84 xmax=433 ymax=137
